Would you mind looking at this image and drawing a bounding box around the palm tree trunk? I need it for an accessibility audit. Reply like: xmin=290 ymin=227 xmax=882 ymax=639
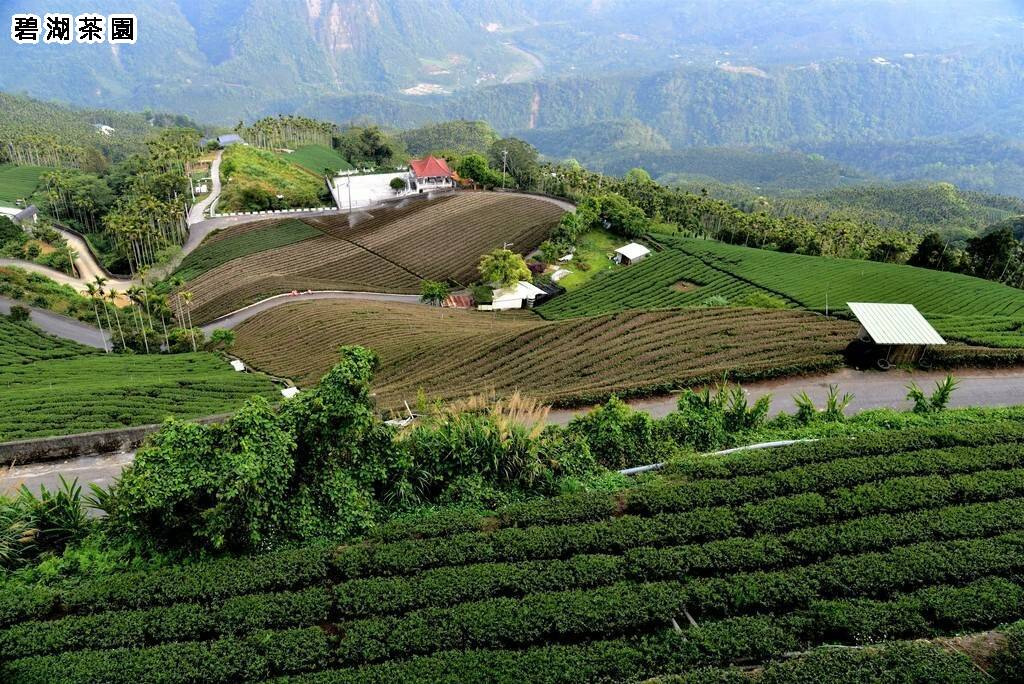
xmin=159 ymin=310 xmax=170 ymax=352
xmin=92 ymin=301 xmax=109 ymax=353
xmin=102 ymin=305 xmax=116 ymax=350
xmin=112 ymin=306 xmax=126 ymax=350
xmin=134 ymin=304 xmax=150 ymax=354
xmin=186 ymin=307 xmax=197 ymax=352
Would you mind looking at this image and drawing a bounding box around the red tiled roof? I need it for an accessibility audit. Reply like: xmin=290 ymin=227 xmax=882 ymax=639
xmin=409 ymin=155 xmax=453 ymax=178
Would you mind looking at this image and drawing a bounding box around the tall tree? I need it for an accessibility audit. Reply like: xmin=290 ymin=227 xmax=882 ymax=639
xmin=180 ymin=291 xmax=198 ymax=352
xmin=478 ymin=249 xmax=532 ymax=288
xmin=489 ymin=138 xmax=540 ymax=189
xmin=84 ymin=282 xmax=109 ymax=353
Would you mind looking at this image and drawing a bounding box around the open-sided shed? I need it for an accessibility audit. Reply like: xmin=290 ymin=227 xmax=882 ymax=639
xmin=847 ymin=302 xmax=946 ymax=369
xmin=613 ymin=243 xmax=651 ymax=265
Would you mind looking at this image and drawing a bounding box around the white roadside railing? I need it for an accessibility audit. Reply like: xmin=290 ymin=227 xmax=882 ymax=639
xmin=210 ymin=206 xmax=337 ymax=218
xmin=618 ymin=438 xmax=819 ymax=476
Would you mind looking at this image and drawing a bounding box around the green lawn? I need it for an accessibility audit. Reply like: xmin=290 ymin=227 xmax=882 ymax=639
xmin=277 ymin=144 xmax=353 ymax=176
xmin=219 ymin=146 xmax=330 ymax=212
xmin=554 ymin=229 xmax=621 ymax=290
xmin=174 ymin=219 xmax=323 ymax=282
xmin=0 ymin=317 xmax=279 ymax=441
xmin=0 ymin=164 xmax=49 ymax=206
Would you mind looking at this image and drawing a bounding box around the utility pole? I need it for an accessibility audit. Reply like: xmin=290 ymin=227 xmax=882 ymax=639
xmin=501 ymin=149 xmax=508 ymax=189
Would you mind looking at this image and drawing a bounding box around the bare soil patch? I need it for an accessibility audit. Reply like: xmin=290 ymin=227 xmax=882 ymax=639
xmin=673 ymin=280 xmax=700 ymax=293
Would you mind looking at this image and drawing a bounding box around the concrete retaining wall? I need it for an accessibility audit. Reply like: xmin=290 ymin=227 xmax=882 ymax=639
xmin=0 ymin=414 xmax=232 ymax=466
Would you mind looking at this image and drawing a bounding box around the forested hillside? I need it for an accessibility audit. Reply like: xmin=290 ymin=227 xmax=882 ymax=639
xmin=296 ymin=48 xmax=1024 ymax=147
xmin=1 ymin=0 xmax=1021 ymax=130
xmin=0 ymin=93 xmax=197 ymax=170
xmin=802 ymin=136 xmax=1024 ymax=196
xmin=663 ymin=180 xmax=1024 ymax=241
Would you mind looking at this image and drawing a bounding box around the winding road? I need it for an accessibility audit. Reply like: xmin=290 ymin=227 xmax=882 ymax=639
xmin=0 ymin=225 xmax=133 ymax=293
xmin=14 ymin=188 xmax=1021 ymax=494
xmin=548 ymin=366 xmax=1024 ymax=425
xmin=199 ymin=290 xmax=423 ymax=334
xmin=0 ymin=295 xmax=110 ymax=348
xmin=187 ymin=151 xmax=223 ymax=226
xmin=6 ymin=365 xmax=1024 ymax=495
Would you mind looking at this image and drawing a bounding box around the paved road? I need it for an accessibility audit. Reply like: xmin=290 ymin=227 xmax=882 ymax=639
xmin=1 ymin=225 xmax=134 ymax=293
xmin=6 ymin=365 xmax=1024 ymax=495
xmin=548 ymin=366 xmax=1024 ymax=425
xmin=0 ymin=295 xmax=110 ymax=348
xmin=200 ymin=290 xmax=424 ymax=333
xmin=187 ymin=151 xmax=223 ymax=225
xmin=1 ymin=452 xmax=132 ymax=497
xmin=59 ymin=228 xmax=134 ymax=290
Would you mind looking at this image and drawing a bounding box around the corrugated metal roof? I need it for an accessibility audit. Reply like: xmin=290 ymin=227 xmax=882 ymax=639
xmin=847 ymin=302 xmax=946 ymax=346
xmin=614 ymin=243 xmax=651 ymax=260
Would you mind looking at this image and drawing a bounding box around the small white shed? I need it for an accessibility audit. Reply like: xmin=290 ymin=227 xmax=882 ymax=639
xmin=481 ymin=281 xmax=547 ymax=311
xmin=229 ymin=359 xmax=246 ymax=372
xmin=613 ymin=243 xmax=651 ymax=265
xmin=281 ymin=387 xmax=301 ymax=399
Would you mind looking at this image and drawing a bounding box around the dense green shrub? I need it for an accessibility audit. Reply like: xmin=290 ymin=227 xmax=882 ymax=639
xmin=757 ymin=642 xmax=985 ymax=684
xmin=566 ymin=396 xmax=669 ymax=468
xmin=0 ymin=587 xmax=330 ymax=658
xmin=996 ymin=619 xmax=1024 ymax=682
xmin=807 ymin=577 xmax=1024 ymax=643
xmin=332 ymin=499 xmax=1024 ymax=619
xmin=7 ymin=304 xmax=30 ymax=322
xmin=2 ymin=627 xmax=331 ymax=684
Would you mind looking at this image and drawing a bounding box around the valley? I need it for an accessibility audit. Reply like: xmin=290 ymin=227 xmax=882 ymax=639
xmin=3 ymin=4 xmax=1024 ymax=681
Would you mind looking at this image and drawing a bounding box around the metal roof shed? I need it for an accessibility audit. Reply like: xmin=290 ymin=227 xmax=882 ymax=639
xmin=847 ymin=302 xmax=946 ymax=369
xmin=613 ymin=243 xmax=651 ymax=265
xmin=847 ymin=303 xmax=946 ymax=345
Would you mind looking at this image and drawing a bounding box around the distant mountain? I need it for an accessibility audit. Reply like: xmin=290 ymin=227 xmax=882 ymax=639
xmin=292 ymin=48 xmax=1024 ymax=150
xmin=1 ymin=0 xmax=1022 ymax=124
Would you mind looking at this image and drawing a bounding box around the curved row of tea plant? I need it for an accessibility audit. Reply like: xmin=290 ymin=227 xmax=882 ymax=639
xmin=0 ymin=316 xmax=94 ymax=366
xmin=173 ymin=219 xmax=324 ymax=283
xmin=4 ymin=423 xmax=1024 ymax=681
xmin=538 ymin=234 xmax=1024 ymax=348
xmin=179 ymin=193 xmax=564 ymax=324
xmin=0 ymin=336 xmax=279 ymax=440
xmin=232 ymin=300 xmax=853 ymax=407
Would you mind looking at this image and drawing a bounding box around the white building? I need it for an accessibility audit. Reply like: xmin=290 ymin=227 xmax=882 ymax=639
xmin=479 ymin=280 xmax=547 ymax=311
xmin=1 ymin=205 xmax=38 ymax=227
xmin=613 ymin=242 xmax=651 ymax=265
